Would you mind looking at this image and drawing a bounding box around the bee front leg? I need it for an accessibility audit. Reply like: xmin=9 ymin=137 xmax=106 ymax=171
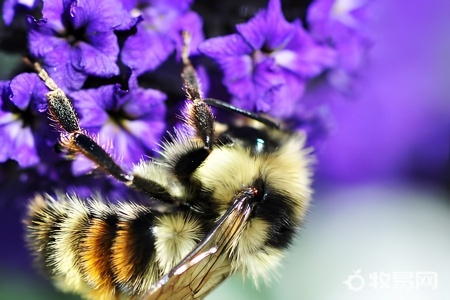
xmin=34 ymin=63 xmax=179 ymax=205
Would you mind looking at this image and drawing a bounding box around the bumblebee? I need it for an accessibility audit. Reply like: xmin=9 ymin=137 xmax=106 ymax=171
xmin=26 ymin=33 xmax=313 ymax=300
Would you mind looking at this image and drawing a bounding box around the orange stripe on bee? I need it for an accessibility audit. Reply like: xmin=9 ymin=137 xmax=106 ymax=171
xmin=111 ymin=204 xmax=161 ymax=295
xmin=79 ymin=215 xmax=120 ymax=300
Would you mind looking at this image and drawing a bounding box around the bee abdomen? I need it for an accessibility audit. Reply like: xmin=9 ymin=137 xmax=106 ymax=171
xmin=111 ymin=202 xmax=161 ymax=296
xmin=26 ymin=194 xmax=202 ymax=299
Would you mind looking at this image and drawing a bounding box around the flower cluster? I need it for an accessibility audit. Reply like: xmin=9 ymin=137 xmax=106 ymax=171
xmin=0 ymin=0 xmax=370 ymax=201
xmin=307 ymin=0 xmax=371 ymax=91
xmin=199 ymin=0 xmax=336 ymax=118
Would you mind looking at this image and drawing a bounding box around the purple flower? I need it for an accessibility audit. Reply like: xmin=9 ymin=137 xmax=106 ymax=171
xmin=199 ymin=0 xmax=335 ymax=118
xmin=0 ymin=73 xmax=50 ymax=167
xmin=121 ymin=0 xmax=204 ymax=76
xmin=2 ymin=0 xmax=39 ymax=25
xmin=69 ymin=81 xmax=166 ymax=174
xmin=308 ymin=0 xmax=371 ymax=91
xmin=27 ymin=0 xmax=135 ymax=91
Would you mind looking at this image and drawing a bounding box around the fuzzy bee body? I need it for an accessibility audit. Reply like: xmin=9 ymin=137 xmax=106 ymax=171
xmin=28 ymin=126 xmax=312 ymax=299
xmin=25 ymin=33 xmax=313 ymax=299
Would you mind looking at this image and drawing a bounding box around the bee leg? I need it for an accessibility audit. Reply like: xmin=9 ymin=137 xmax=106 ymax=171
xmin=181 ymin=31 xmax=215 ymax=151
xmin=33 ymin=63 xmax=133 ymax=184
xmin=34 ymin=63 xmax=178 ymax=204
xmin=164 ymin=31 xmax=216 ymax=180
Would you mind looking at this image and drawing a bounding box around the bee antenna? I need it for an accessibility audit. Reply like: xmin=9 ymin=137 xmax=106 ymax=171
xmin=203 ymin=98 xmax=281 ymax=129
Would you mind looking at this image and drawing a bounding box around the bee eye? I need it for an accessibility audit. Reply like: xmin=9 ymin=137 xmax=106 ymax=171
xmin=255 ymin=138 xmax=265 ymax=153
xmin=222 ymin=125 xmax=278 ymax=153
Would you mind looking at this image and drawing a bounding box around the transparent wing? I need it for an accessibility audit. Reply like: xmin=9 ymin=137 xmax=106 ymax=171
xmin=142 ymin=188 xmax=256 ymax=300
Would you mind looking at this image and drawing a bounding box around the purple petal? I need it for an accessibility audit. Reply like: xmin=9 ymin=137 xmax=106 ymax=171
xmin=2 ymin=0 xmax=17 ymax=25
xmin=120 ymin=0 xmax=138 ymax=12
xmin=226 ymin=55 xmax=302 ymax=118
xmin=219 ymin=55 xmax=256 ymax=112
xmin=125 ymin=119 xmax=165 ymax=150
xmin=274 ymin=21 xmax=336 ymax=77
xmin=122 ymin=88 xmax=166 ymax=118
xmin=6 ymin=123 xmax=39 ymax=167
xmin=100 ymin=123 xmax=145 ymax=168
xmin=32 ymin=82 xmax=51 ymax=113
xmin=70 ymin=87 xmax=111 ymax=128
xmin=308 ymin=0 xmax=370 ymax=42
xmin=122 ymin=5 xmax=203 ymax=72
xmin=70 ymin=0 xmax=134 ymax=31
xmin=219 ymin=55 xmax=252 ymax=84
xmin=307 ymin=0 xmax=333 ymax=30
xmin=110 ymin=85 xmax=130 ymax=110
xmin=270 ymin=72 xmax=306 ymax=118
xmin=293 ymin=103 xmax=333 ymax=145
xmin=150 ymin=0 xmax=194 ymax=12
xmin=195 ymin=65 xmax=210 ymax=97
xmin=28 ymin=16 xmax=88 ymax=91
xmin=264 ymin=0 xmax=293 ymax=48
xmin=0 ymin=81 xmax=8 ymax=91
xmin=75 ymin=39 xmax=120 ymax=77
xmin=285 ymin=19 xmax=320 ymax=52
xmin=226 ymin=78 xmax=259 ymax=113
xmin=71 ymin=155 xmax=96 ymax=175
xmin=199 ymin=34 xmax=253 ymax=58
xmin=236 ymin=0 xmax=295 ymax=51
xmin=122 ymin=27 xmax=174 ymax=75
xmin=7 ymin=72 xmax=47 ymax=114
xmin=275 ymin=46 xmax=336 ymax=78
xmin=334 ymin=33 xmax=367 ymax=73
xmin=0 ymin=126 xmax=11 ymax=162
xmin=235 ymin=10 xmax=267 ymax=50
xmin=85 ymin=30 xmax=120 ymax=59
xmin=27 ymin=17 xmax=65 ymax=58
xmin=41 ymin=0 xmax=65 ymax=31
xmin=327 ymin=68 xmax=352 ymax=93
xmin=12 ymin=127 xmax=39 ymax=166
xmin=0 ymin=112 xmax=15 ymax=163
xmin=251 ymin=57 xmax=285 ymax=112
xmin=228 ymin=76 xmax=257 ymax=113
xmin=9 ymin=73 xmax=39 ymax=110
xmin=43 ymin=45 xmax=88 ymax=91
xmin=0 ymin=111 xmax=17 ymax=126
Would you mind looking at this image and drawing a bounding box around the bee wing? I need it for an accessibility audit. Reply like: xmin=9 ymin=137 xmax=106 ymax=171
xmin=142 ymin=189 xmax=256 ymax=300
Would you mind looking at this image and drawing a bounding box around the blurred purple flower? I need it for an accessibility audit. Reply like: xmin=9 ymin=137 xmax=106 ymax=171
xmin=121 ymin=0 xmax=204 ymax=75
xmin=0 ymin=74 xmax=49 ymax=167
xmin=69 ymin=81 xmax=166 ymax=174
xmin=2 ymin=0 xmax=39 ymax=25
xmin=27 ymin=0 xmax=135 ymax=91
xmin=308 ymin=0 xmax=371 ymax=91
xmin=292 ymin=104 xmax=334 ymax=148
xmin=313 ymin=0 xmax=450 ymax=184
xmin=199 ymin=0 xmax=335 ymax=119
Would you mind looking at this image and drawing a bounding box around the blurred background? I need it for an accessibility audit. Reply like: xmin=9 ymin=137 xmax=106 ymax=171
xmin=209 ymin=1 xmax=450 ymax=299
xmin=0 ymin=0 xmax=449 ymax=299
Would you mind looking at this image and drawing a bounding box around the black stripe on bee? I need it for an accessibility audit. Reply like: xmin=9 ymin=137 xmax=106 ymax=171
xmin=26 ymin=195 xmax=208 ymax=299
